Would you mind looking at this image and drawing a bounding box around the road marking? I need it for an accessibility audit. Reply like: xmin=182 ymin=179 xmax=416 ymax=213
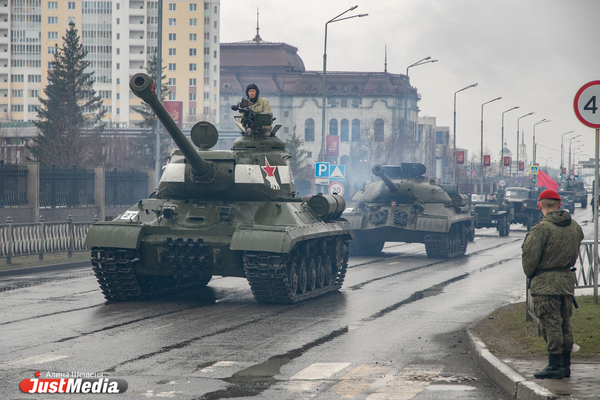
xmin=291 ymin=362 xmax=351 ymax=380
xmin=366 ymin=364 xmax=443 ymax=400
xmin=3 ymin=353 xmax=69 ymax=367
xmin=153 ymin=324 xmax=173 ymax=330
xmin=387 ymin=261 xmax=400 ymax=265
xmin=332 ymin=364 xmax=393 ymax=398
xmin=199 ymin=361 xmax=238 ymax=373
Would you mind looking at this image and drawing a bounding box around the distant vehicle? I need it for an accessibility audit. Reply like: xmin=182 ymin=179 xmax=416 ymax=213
xmin=343 ymin=163 xmax=473 ymax=258
xmin=469 ymin=192 xmax=512 ymax=236
xmin=503 ymin=187 xmax=542 ymax=231
xmin=559 ymin=179 xmax=587 ymax=208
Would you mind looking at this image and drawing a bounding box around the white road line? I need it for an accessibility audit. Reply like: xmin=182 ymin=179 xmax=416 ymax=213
xmin=3 ymin=353 xmax=69 ymax=367
xmin=291 ymin=362 xmax=351 ymax=380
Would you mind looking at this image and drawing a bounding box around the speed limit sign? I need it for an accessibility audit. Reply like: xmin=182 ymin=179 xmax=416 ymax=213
xmin=574 ymin=81 xmax=600 ymax=128
xmin=328 ymin=182 xmax=345 ymax=196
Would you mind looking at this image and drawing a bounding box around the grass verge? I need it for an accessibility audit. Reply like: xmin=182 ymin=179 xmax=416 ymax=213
xmin=474 ymin=297 xmax=600 ymax=359
xmin=0 ymin=251 xmax=91 ymax=272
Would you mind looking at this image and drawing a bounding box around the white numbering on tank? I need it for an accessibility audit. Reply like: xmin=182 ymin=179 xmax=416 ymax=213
xmin=342 ymin=207 xmax=354 ymax=214
xmin=120 ymin=211 xmax=139 ymax=220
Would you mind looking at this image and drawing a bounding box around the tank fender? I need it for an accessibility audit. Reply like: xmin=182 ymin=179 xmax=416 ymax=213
xmin=84 ymin=223 xmax=144 ymax=249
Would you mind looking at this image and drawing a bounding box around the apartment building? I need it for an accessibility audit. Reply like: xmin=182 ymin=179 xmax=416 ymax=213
xmin=0 ymin=0 xmax=220 ymax=126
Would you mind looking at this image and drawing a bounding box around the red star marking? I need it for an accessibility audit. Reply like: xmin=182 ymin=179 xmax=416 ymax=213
xmin=261 ymin=157 xmax=276 ymax=177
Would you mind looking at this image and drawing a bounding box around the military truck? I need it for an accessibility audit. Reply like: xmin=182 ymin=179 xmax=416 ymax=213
xmin=503 ymin=187 xmax=542 ymax=231
xmin=84 ymin=73 xmax=353 ymax=304
xmin=343 ymin=164 xmax=473 ymax=258
xmin=557 ymin=188 xmax=576 ymax=214
xmin=559 ymin=178 xmax=587 ymax=208
xmin=469 ymin=192 xmax=512 ymax=236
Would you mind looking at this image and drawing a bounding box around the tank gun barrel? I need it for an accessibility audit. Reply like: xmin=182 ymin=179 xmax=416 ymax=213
xmin=372 ymin=164 xmax=400 ymax=195
xmin=129 ymin=73 xmax=210 ymax=177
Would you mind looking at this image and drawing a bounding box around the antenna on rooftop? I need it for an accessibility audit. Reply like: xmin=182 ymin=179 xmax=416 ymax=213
xmin=253 ymin=8 xmax=262 ymax=43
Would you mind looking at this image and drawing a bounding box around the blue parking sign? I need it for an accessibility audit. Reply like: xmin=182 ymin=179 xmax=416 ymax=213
xmin=315 ymin=162 xmax=330 ymax=177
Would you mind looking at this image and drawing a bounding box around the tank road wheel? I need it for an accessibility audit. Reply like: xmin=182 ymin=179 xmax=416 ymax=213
xmin=287 ymin=256 xmax=299 ymax=296
xmin=315 ymin=256 xmax=325 ymax=288
xmin=424 ymin=224 xmax=468 ymax=259
xmin=322 ymin=254 xmax=333 ymax=286
xmin=297 ymin=257 xmax=308 ymax=294
xmin=307 ymin=257 xmax=317 ymax=292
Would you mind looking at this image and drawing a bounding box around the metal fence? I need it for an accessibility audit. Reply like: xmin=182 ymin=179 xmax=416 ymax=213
xmin=0 ymin=215 xmax=98 ymax=264
xmin=40 ymin=165 xmax=95 ymax=208
xmin=105 ymin=168 xmax=149 ymax=207
xmin=526 ymin=240 xmax=598 ymax=329
xmin=0 ymin=161 xmax=28 ymax=208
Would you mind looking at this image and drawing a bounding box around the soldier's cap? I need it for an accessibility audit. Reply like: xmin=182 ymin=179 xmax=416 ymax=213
xmin=245 ymin=83 xmax=259 ymax=97
xmin=538 ymin=189 xmax=561 ymax=201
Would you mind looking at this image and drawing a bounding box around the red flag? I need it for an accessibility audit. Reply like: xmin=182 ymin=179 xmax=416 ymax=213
xmin=537 ymin=169 xmax=558 ymax=191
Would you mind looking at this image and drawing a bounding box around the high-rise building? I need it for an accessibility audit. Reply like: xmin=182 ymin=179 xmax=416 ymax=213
xmin=0 ymin=0 xmax=220 ymax=126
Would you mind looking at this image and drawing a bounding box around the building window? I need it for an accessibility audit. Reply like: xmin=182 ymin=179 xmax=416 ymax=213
xmin=68 ymin=17 xmax=75 ymax=24
xmin=169 ymin=18 xmax=176 ymax=26
xmin=214 ymin=36 xmax=217 ymax=43
xmin=48 ymin=17 xmax=58 ymax=25
xmin=11 ymin=104 xmax=23 ymax=112
xmin=116 ymin=63 xmax=120 ymax=69
xmin=341 ymin=119 xmax=349 ymax=142
xmin=189 ymin=93 xmax=196 ymax=101
xmin=190 ymin=108 xmax=196 ymax=115
xmin=11 ymin=75 xmax=24 ymax=82
xmin=190 ymin=3 xmax=197 ymax=11
xmin=352 ymin=98 xmax=360 ymax=108
xmin=214 ymin=50 xmax=217 ymax=59
xmin=189 ymin=48 xmax=196 ymax=56
xmin=169 ymin=33 xmax=176 ymax=41
xmin=204 ymin=47 xmax=209 ymax=55
xmin=203 ymin=106 xmax=210 ymax=115
xmin=329 ymin=119 xmax=338 ymax=136
xmin=190 ymin=18 xmax=197 ymax=26
xmin=116 ymin=18 xmax=120 ymax=25
xmin=28 ymin=105 xmax=39 ymax=112
xmin=48 ymin=46 xmax=56 ymax=54
xmin=189 ymin=63 xmax=197 ymax=71
xmin=214 ymin=5 xmax=218 ymax=13
xmin=169 ymin=48 xmax=176 ymax=56
xmin=12 ymin=89 xmax=23 ymax=97
xmin=168 ymin=78 xmax=176 ymax=86
xmin=189 ymin=78 xmax=196 ymax=86
xmin=203 ymin=92 xmax=209 ymax=100
xmin=116 ymin=48 xmax=120 ymax=55
xmin=169 ymin=3 xmax=176 ymax=11
xmin=284 ymin=111 xmax=289 ymax=118
xmin=307 ymin=151 xmax=312 ymax=159
xmin=352 ymin=119 xmax=360 ymax=142
xmin=168 ymin=63 xmax=176 ymax=71
xmin=116 ymin=93 xmax=120 ymax=100
xmin=116 ymin=33 xmax=120 ymax=40
xmin=436 ymin=131 xmax=445 ymax=144
xmin=48 ymin=1 xmax=58 ymax=9
xmin=68 ymin=2 xmax=75 ymax=9
xmin=29 ymin=90 xmax=39 ymax=97
xmin=374 ymin=119 xmax=384 ymax=142
xmin=190 ymin=33 xmax=197 ymax=41
xmin=116 ymin=108 xmax=120 ymax=115
xmin=28 ymin=75 xmax=41 ymax=83
xmin=116 ymin=3 xmax=119 ymax=10
xmin=214 ymin=21 xmax=217 ymax=29
xmin=168 ymin=93 xmax=176 ymax=100
xmin=204 ymin=3 xmax=209 ymax=9
xmin=305 ymin=118 xmax=315 ymax=142
xmin=48 ymin=32 xmax=58 ymax=40
xmin=284 ymin=127 xmax=289 ymax=134
xmin=341 ymin=99 xmax=348 ymax=108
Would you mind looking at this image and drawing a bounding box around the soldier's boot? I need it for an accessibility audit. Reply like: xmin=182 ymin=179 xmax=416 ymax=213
xmin=533 ymin=354 xmax=564 ymax=379
xmin=561 ymin=350 xmax=571 ymax=378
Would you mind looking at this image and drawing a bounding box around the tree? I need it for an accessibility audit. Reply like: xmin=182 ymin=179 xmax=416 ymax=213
xmin=284 ymin=126 xmax=310 ymax=180
xmin=28 ymin=22 xmax=105 ymax=168
xmin=130 ymin=53 xmax=171 ymax=169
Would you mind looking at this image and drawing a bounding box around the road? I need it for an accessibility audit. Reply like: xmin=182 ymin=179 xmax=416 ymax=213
xmin=0 ymin=207 xmax=594 ymax=399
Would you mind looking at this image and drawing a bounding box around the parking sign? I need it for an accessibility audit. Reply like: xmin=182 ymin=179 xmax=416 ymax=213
xmin=315 ymin=162 xmax=329 ymax=178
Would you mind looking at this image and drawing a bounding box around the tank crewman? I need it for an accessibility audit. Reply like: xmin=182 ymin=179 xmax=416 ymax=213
xmin=522 ymin=189 xmax=584 ymax=379
xmin=244 ymin=83 xmax=272 ymax=133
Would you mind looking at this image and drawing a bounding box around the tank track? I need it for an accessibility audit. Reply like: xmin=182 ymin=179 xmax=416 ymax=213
xmin=243 ymin=237 xmax=349 ymax=304
xmin=91 ymin=241 xmax=212 ymax=302
xmin=424 ymin=224 xmax=468 ymax=259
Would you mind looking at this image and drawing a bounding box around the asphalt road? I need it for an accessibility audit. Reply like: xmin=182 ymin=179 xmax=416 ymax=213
xmin=0 ymin=206 xmax=594 ymax=400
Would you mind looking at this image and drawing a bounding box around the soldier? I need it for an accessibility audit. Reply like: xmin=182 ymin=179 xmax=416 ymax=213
xmin=522 ymin=189 xmax=584 ymax=379
xmin=245 ymin=83 xmax=271 ymax=113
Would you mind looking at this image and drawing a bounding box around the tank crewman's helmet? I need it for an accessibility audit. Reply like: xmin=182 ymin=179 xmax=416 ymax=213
xmin=538 ymin=189 xmax=561 ymax=201
xmin=245 ymin=83 xmax=259 ymax=101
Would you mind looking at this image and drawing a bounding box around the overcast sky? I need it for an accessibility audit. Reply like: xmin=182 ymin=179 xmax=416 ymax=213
xmin=221 ymin=0 xmax=600 ymax=169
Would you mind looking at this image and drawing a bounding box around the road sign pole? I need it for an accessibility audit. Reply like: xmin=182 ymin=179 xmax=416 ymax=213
xmin=595 ymin=128 xmax=599 ymax=303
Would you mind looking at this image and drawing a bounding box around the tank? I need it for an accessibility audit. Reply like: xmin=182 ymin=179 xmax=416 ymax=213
xmin=559 ymin=178 xmax=587 ymax=208
xmin=84 ymin=73 xmax=353 ymax=304
xmin=343 ymin=163 xmax=472 ymax=258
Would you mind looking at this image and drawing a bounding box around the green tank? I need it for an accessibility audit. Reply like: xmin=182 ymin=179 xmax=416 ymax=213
xmin=344 ymin=164 xmax=472 ymax=258
xmin=84 ymin=73 xmax=352 ymax=304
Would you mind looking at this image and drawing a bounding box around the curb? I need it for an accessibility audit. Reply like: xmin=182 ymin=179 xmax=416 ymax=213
xmin=467 ymin=322 xmax=559 ymax=400
xmin=0 ymin=260 xmax=90 ymax=277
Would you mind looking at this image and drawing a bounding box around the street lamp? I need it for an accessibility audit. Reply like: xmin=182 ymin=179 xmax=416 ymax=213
xmin=403 ymin=57 xmax=437 ymax=162
xmin=480 ymin=97 xmax=501 ymax=191
xmin=560 ymin=131 xmax=576 ymax=175
xmin=452 ymin=83 xmax=478 ymax=185
xmin=500 ymin=106 xmax=519 ymax=179
xmin=569 ymin=141 xmax=582 ymax=175
xmin=319 ymin=6 xmax=368 ymax=162
xmin=532 ymin=119 xmax=550 ymax=166
xmin=515 ymin=112 xmax=534 ymax=181
xmin=539 ymin=156 xmax=552 ymax=171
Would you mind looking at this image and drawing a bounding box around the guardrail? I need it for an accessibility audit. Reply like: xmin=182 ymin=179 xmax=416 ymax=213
xmin=526 ymin=240 xmax=599 ymax=329
xmin=0 ymin=215 xmax=98 ymax=264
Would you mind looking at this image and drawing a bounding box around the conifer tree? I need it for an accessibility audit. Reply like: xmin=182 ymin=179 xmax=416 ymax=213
xmin=28 ymin=22 xmax=105 ymax=168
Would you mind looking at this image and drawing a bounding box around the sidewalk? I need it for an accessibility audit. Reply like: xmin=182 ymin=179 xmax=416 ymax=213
xmin=468 ymin=322 xmax=600 ymax=400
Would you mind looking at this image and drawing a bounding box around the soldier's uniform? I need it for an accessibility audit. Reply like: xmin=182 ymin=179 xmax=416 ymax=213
xmin=522 ymin=189 xmax=583 ymax=379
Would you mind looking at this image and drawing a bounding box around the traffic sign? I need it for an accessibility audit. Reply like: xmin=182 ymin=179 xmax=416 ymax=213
xmin=574 ymin=81 xmax=600 ymax=128
xmin=315 ymin=178 xmax=329 ymax=186
xmin=328 ymin=182 xmax=345 ymax=196
xmin=499 ymin=179 xmax=506 ymax=187
xmin=472 ymin=170 xmax=476 ymax=176
xmin=315 ymin=162 xmax=330 ymax=177
xmin=329 ymin=165 xmax=345 ymax=181
xmin=517 ymin=177 xmax=522 ymax=182
xmin=530 ymin=165 xmax=539 ymax=175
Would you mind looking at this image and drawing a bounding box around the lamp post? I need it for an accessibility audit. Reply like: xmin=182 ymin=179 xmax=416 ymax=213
xmin=539 ymin=156 xmax=552 ymax=171
xmin=319 ymin=6 xmax=368 ymax=162
xmin=560 ymin=131 xmax=576 ymax=176
xmin=500 ymin=106 xmax=519 ymax=179
xmin=480 ymin=97 xmax=501 ymax=191
xmin=569 ymin=141 xmax=582 ymax=175
xmin=154 ymin=0 xmax=163 ymax=188
xmin=532 ymin=118 xmax=550 ymax=167
xmin=452 ymin=83 xmax=478 ymax=185
xmin=403 ymin=57 xmax=437 ymax=162
xmin=515 ymin=112 xmax=534 ymax=182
